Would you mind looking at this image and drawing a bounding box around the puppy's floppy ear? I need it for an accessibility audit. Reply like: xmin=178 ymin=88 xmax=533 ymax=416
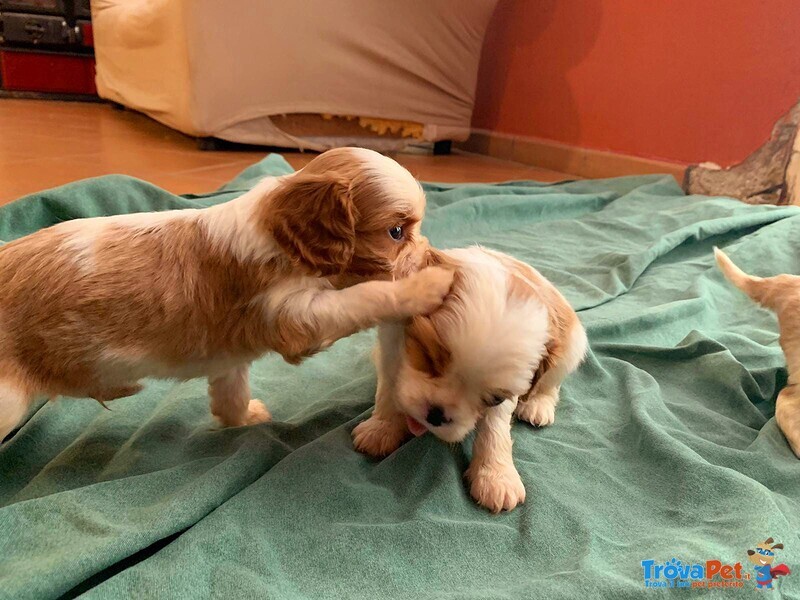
xmin=772 ymin=543 xmax=784 ymax=550
xmin=405 ymin=315 xmax=451 ymax=377
xmin=747 ymin=550 xmax=755 ymax=556
xmin=266 ymin=171 xmax=357 ymax=275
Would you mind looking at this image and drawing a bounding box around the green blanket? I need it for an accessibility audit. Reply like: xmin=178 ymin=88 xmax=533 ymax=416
xmin=1 ymin=155 xmax=799 ymax=599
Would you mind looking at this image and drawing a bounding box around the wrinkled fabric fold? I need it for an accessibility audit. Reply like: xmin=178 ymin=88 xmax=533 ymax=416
xmin=1 ymin=159 xmax=799 ymax=599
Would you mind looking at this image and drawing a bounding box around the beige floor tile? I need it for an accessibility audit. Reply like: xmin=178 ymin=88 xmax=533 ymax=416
xmin=0 ymin=99 xmax=576 ymax=206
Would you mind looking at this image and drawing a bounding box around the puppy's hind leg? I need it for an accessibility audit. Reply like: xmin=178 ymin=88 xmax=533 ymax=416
xmin=0 ymin=378 xmax=33 ymax=443
xmin=773 ymin=304 xmax=800 ymax=459
xmin=516 ymin=362 xmax=571 ymax=428
xmin=516 ymin=321 xmax=587 ymax=428
xmin=516 ymin=381 xmax=560 ymax=428
xmin=776 ymin=384 xmax=800 ymax=458
xmin=209 ymin=365 xmax=271 ymax=427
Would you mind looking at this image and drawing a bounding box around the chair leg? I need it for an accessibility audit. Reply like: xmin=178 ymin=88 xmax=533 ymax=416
xmin=196 ymin=137 xmax=220 ymax=151
xmin=433 ymin=140 xmax=452 ymax=155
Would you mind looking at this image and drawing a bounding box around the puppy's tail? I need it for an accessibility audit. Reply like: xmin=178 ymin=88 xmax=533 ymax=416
xmin=714 ymin=247 xmax=777 ymax=310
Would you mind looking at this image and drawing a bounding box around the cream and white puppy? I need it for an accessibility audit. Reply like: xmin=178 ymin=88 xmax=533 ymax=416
xmin=0 ymin=148 xmax=454 ymax=442
xmin=715 ymin=247 xmax=800 ymax=458
xmin=353 ymin=246 xmax=587 ymax=512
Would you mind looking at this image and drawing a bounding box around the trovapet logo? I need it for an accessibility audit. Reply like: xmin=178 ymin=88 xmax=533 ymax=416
xmin=641 ymin=558 xmax=746 ymax=589
xmin=641 ymin=537 xmax=791 ymax=591
xmin=746 ymin=538 xmax=791 ymax=591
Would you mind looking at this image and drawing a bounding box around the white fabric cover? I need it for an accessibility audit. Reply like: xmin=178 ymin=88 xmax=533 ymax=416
xmin=92 ymin=0 xmax=497 ymax=150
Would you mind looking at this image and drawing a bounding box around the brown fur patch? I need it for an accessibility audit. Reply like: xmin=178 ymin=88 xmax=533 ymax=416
xmin=401 ymin=247 xmax=462 ymax=378
xmin=498 ymin=252 xmax=580 ymax=385
xmin=528 ymin=343 xmax=556 ymax=392
xmin=258 ymin=149 xmax=426 ymax=279
xmin=0 ymin=218 xmax=285 ymax=397
xmin=405 ymin=315 xmax=452 ymax=377
xmin=264 ymin=171 xmax=357 ymax=276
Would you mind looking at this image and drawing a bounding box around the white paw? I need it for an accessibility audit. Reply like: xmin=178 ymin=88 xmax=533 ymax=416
xmin=245 ymin=399 xmax=272 ymax=425
xmin=467 ymin=464 xmax=526 ymax=513
xmin=515 ymin=393 xmax=556 ymax=427
xmin=399 ymin=266 xmax=455 ymax=317
xmin=352 ymin=416 xmax=407 ymax=457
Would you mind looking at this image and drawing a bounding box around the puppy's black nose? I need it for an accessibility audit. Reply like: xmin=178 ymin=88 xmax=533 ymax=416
xmin=426 ymin=406 xmax=450 ymax=427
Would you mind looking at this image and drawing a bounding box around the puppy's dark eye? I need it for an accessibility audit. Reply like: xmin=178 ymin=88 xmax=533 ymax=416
xmin=388 ymin=225 xmax=404 ymax=241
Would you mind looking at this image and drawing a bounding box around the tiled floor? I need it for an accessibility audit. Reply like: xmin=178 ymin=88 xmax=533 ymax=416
xmin=0 ymin=99 xmax=574 ymax=206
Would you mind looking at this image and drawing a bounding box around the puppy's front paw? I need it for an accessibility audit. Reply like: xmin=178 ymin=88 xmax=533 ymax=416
xmin=467 ymin=464 xmax=526 ymax=513
xmin=245 ymin=399 xmax=272 ymax=425
xmin=397 ymin=266 xmax=455 ymax=317
xmin=352 ymin=415 xmax=407 ymax=457
xmin=515 ymin=391 xmax=557 ymax=427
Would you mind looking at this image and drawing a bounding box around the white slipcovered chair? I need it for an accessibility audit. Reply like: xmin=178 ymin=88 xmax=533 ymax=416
xmin=91 ymin=0 xmax=498 ymax=151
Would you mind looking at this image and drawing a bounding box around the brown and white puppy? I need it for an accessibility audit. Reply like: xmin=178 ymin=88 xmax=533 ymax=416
xmin=715 ymin=247 xmax=800 ymax=458
xmin=0 ymin=148 xmax=454 ymax=442
xmin=353 ymin=246 xmax=587 ymax=512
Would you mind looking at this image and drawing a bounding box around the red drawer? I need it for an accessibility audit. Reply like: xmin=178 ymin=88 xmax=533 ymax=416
xmin=0 ymin=49 xmax=96 ymax=94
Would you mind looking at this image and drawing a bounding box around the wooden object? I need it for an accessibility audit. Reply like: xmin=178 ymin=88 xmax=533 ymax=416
xmin=684 ymin=99 xmax=800 ymax=205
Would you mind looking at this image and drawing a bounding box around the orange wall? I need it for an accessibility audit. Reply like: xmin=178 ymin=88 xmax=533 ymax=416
xmin=473 ymin=0 xmax=800 ymax=166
